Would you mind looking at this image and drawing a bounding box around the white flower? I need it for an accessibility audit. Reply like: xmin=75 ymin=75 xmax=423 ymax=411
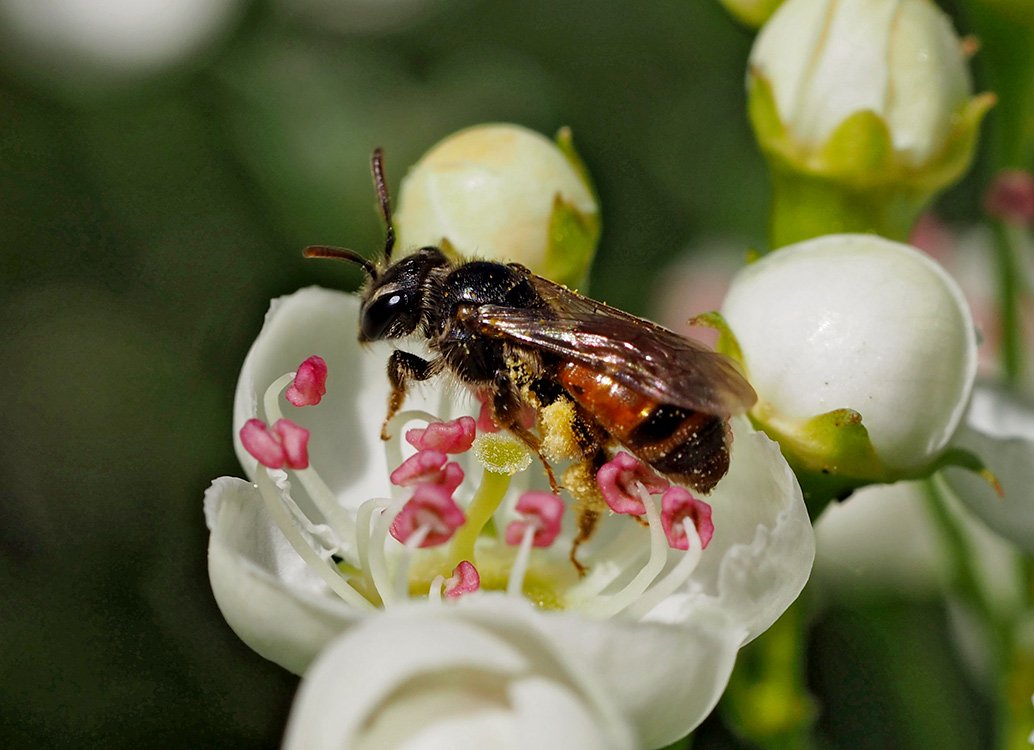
xmin=750 ymin=0 xmax=973 ymax=167
xmin=943 ymin=387 xmax=1034 ymax=554
xmin=394 ymin=124 xmax=599 ymax=286
xmin=282 ymin=599 xmax=637 ymax=750
xmin=721 ymin=234 xmax=977 ymax=475
xmin=206 ymin=287 xmax=814 ymax=747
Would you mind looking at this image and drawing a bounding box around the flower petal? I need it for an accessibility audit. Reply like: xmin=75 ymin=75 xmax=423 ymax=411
xmin=282 ymin=597 xmax=637 ymax=750
xmin=642 ymin=419 xmax=815 ymax=643
xmin=204 ymin=476 xmax=360 ymax=674
xmin=943 ymin=387 xmax=1034 ymax=553
xmin=537 ymin=607 xmax=742 ymax=748
xmin=233 ymin=287 xmax=464 ymax=511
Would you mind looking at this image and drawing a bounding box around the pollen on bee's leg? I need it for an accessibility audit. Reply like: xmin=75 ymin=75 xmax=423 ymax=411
xmin=562 ymin=461 xmax=606 ymax=576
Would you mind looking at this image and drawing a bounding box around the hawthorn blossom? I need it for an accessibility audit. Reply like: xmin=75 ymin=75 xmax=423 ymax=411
xmin=393 ymin=123 xmax=600 ymax=288
xmin=721 ymin=234 xmax=978 ymax=487
xmin=206 ymin=287 xmax=814 ymax=746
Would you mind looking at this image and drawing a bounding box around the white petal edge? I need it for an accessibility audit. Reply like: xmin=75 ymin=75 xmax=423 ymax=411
xmin=643 ymin=419 xmax=815 ymax=644
xmin=233 ymin=287 xmax=396 ymax=508
xmin=943 ymin=387 xmax=1034 ymax=554
xmin=205 ymin=476 xmax=361 ymax=674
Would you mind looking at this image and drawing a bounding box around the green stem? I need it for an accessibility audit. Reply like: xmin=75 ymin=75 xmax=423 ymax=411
xmin=721 ymin=598 xmax=817 ymax=750
xmin=992 ymin=220 xmax=1027 ymax=384
xmin=921 ymin=479 xmax=1032 ymax=750
xmin=769 ymin=169 xmax=922 ymax=248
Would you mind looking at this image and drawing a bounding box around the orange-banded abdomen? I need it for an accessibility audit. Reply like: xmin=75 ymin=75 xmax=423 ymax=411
xmin=558 ymin=361 xmax=731 ymax=494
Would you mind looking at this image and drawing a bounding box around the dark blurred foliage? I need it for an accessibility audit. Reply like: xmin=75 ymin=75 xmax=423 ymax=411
xmin=0 ymin=1 xmax=990 ymax=748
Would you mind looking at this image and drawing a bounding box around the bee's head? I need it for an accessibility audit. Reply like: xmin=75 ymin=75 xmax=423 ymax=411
xmin=303 ymin=148 xmax=448 ymax=342
xmin=358 ymin=247 xmax=447 ymax=341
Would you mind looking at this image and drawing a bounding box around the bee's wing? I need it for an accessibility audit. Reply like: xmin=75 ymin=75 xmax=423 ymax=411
xmin=472 ymin=274 xmax=756 ymax=416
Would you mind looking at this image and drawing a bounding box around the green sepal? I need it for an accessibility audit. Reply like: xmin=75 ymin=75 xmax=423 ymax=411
xmin=819 ymin=109 xmax=895 ymax=180
xmin=747 ymin=71 xmax=788 ymax=158
xmin=437 ymin=237 xmax=465 ymax=265
xmin=719 ymin=0 xmax=785 ymax=29
xmin=747 ymin=69 xmax=995 ymax=245
xmin=916 ymin=92 xmax=997 ymax=193
xmin=751 ymin=405 xmax=892 ymax=516
xmin=689 ymin=311 xmax=749 ymax=370
xmin=554 ymin=126 xmax=599 ymax=204
xmin=929 ymin=445 xmax=1003 ymax=496
xmin=543 ymin=193 xmax=600 ymax=290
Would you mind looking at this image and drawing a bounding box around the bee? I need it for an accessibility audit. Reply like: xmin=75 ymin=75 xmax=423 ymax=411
xmin=306 ymin=149 xmax=756 ymax=567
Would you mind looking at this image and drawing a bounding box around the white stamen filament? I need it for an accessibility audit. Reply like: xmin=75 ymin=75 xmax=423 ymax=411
xmin=622 ymin=518 xmax=704 ymax=620
xmin=368 ymin=496 xmax=408 ymax=608
xmin=507 ymin=522 xmax=538 ymax=597
xmin=428 ymin=575 xmax=446 ymax=603
xmin=263 ymin=372 xmax=356 ymax=542
xmin=254 ymin=469 xmax=374 ymax=611
xmin=256 ymin=370 xmax=709 ymax=620
xmin=574 ymin=485 xmax=668 ymax=619
xmin=567 ymin=522 xmax=648 ymax=601
xmin=395 ymin=525 xmax=432 ymax=600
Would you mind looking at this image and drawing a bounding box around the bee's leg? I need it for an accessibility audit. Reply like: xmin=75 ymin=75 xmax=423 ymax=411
xmin=566 ymin=447 xmax=608 ymax=576
xmin=490 ymin=372 xmax=560 ymax=494
xmin=383 ymin=351 xmax=442 ymax=439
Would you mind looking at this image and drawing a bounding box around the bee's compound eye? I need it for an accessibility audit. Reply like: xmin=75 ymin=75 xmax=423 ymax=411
xmin=361 ymin=290 xmax=413 ymax=340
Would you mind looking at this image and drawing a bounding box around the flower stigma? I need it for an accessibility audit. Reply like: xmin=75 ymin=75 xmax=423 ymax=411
xmin=246 ymin=356 xmax=716 ymax=619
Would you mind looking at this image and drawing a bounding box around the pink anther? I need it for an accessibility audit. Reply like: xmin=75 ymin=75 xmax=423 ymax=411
xmin=239 ymin=418 xmax=310 ymax=470
xmin=285 ymin=355 xmax=328 ymax=407
xmin=596 ymin=452 xmax=670 ymax=515
xmin=405 ymin=416 xmax=477 ymax=454
xmin=984 ymin=169 xmax=1034 ymax=226
xmin=476 ymin=396 xmax=501 ymax=434
xmin=660 ymin=487 xmax=713 ymax=550
xmin=389 ymin=450 xmax=464 ymax=494
xmin=504 ymin=491 xmax=564 ymax=548
xmin=389 ymin=484 xmax=466 ymax=547
xmin=443 ymin=560 xmax=480 ymax=599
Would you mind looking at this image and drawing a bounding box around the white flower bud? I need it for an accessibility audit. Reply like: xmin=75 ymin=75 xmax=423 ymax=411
xmin=750 ymin=0 xmax=971 ymax=167
xmin=721 ymin=234 xmax=977 ymax=474
xmin=395 ymin=124 xmax=599 ymax=284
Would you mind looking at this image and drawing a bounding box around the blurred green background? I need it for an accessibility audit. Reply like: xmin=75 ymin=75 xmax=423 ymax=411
xmin=0 ymin=0 xmax=994 ymax=747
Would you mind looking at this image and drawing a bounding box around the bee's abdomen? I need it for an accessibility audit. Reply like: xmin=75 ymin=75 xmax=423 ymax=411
xmin=558 ymin=362 xmax=730 ymax=494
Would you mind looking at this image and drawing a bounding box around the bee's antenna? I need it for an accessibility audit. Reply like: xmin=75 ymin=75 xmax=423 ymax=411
xmin=303 ymin=245 xmax=378 ymax=278
xmin=371 ymin=147 xmax=396 ymax=262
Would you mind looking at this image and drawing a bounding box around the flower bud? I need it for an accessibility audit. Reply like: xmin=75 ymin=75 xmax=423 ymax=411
xmin=395 ymin=123 xmax=600 ymax=287
xmin=748 ymin=0 xmax=993 ymax=245
xmin=720 ymin=234 xmax=978 ymax=503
